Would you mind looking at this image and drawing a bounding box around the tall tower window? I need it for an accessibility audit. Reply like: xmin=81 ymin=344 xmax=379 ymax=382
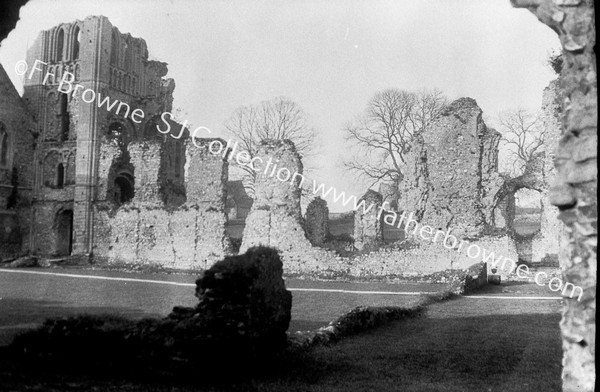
xmin=59 ymin=93 xmax=70 ymax=141
xmin=124 ymin=41 xmax=131 ymax=70
xmin=110 ymin=30 xmax=118 ymax=65
xmin=56 ymin=28 xmax=65 ymax=61
xmin=57 ymin=163 xmax=65 ymax=188
xmin=0 ymin=123 xmax=8 ymax=167
xmin=72 ymin=26 xmax=81 ymax=60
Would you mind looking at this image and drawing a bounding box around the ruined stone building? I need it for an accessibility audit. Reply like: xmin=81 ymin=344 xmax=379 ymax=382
xmin=0 ymin=64 xmax=36 ymax=258
xmin=1 ymin=3 xmax=594 ymax=390
xmin=1 ymin=16 xmax=229 ymax=268
xmin=0 ymin=16 xmax=572 ymax=274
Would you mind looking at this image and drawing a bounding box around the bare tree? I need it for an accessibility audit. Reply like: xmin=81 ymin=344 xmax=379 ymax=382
xmin=224 ymin=96 xmax=317 ymax=196
xmin=344 ymin=88 xmax=447 ymax=188
xmin=498 ymin=108 xmax=547 ymax=176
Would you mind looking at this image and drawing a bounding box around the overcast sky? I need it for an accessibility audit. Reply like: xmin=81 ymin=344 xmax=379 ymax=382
xmin=0 ymin=0 xmax=560 ymax=211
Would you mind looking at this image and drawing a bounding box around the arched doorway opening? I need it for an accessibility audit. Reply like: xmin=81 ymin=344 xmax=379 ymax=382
xmin=512 ymin=188 xmax=543 ymax=264
xmin=513 ymin=188 xmax=542 ymax=237
xmin=113 ymin=172 xmax=134 ymax=204
xmin=55 ymin=209 xmax=73 ymax=256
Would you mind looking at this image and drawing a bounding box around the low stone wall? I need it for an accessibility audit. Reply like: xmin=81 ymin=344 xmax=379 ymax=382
xmin=92 ymin=203 xmax=228 ymax=269
xmin=289 ymin=290 xmax=457 ymax=349
xmin=277 ymin=233 xmax=511 ymax=284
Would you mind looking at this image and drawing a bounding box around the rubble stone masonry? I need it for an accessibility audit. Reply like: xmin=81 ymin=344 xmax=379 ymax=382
xmin=400 ymin=98 xmax=502 ymax=238
xmin=512 ymin=1 xmax=596 ymax=390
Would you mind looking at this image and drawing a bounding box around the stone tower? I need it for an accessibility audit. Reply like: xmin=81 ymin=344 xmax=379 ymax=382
xmin=22 ymin=16 xmax=184 ymax=256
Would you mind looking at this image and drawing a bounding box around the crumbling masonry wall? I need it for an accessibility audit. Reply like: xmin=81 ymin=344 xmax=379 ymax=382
xmin=0 ymin=64 xmax=36 ymax=259
xmin=238 ymin=139 xmax=487 ymax=281
xmin=531 ymin=79 xmax=566 ymax=263
xmin=512 ymin=1 xmax=596 ymax=391
xmin=400 ymin=98 xmax=503 ymax=238
xmin=240 ymin=140 xmax=312 ymax=253
xmin=353 ymin=190 xmax=384 ymax=250
xmin=92 ymin=138 xmax=229 ymax=269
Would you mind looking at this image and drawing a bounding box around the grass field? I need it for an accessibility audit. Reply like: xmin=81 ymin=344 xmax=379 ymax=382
xmin=0 ymin=290 xmax=562 ymax=391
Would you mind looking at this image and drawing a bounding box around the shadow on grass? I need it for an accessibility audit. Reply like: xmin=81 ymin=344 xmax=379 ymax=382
xmin=0 ymin=297 xmax=160 ymax=346
xmin=0 ymin=310 xmax=561 ymax=392
xmin=298 ymin=311 xmax=562 ymax=392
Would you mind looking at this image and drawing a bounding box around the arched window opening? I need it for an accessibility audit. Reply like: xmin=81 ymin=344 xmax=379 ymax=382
xmin=0 ymin=123 xmax=8 ymax=167
xmin=110 ymin=30 xmax=118 ymax=65
xmin=72 ymin=26 xmax=81 ymax=60
xmin=514 ymin=188 xmax=542 ymax=237
xmin=56 ymin=28 xmax=65 ymax=61
xmin=56 ymin=163 xmax=65 ymax=188
xmin=59 ymin=93 xmax=70 ymax=141
xmin=124 ymin=41 xmax=132 ymax=70
xmin=114 ymin=173 xmax=134 ymax=203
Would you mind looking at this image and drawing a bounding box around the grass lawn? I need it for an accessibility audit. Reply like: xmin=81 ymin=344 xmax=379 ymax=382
xmin=1 ymin=293 xmax=562 ymax=391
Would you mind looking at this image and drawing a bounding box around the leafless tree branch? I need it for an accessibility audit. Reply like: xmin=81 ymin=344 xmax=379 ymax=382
xmin=344 ymin=88 xmax=448 ymax=189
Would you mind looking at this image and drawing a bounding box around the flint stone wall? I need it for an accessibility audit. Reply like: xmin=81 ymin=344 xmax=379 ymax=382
xmin=0 ymin=64 xmax=36 ymax=258
xmin=282 ymin=233 xmax=514 ymax=280
xmin=401 ymin=98 xmax=502 ymax=238
xmin=240 ymin=140 xmax=312 ymax=253
xmin=239 ymin=139 xmax=504 ymax=283
xmin=512 ymin=1 xmax=597 ymax=390
xmin=353 ymin=190 xmax=384 ymax=250
xmin=530 ymin=79 xmax=566 ymax=263
xmin=92 ymin=138 xmax=229 ymax=269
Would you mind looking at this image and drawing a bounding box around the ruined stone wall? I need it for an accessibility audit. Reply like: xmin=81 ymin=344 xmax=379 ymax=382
xmin=511 ymin=1 xmax=596 ymax=390
xmin=0 ymin=64 xmax=36 ymax=258
xmin=353 ymin=190 xmax=384 ymax=250
xmin=237 ymin=139 xmax=491 ymax=280
xmin=92 ymin=138 xmax=229 ymax=269
xmin=400 ymin=98 xmax=502 ymax=237
xmin=240 ymin=140 xmax=311 ymax=253
xmin=531 ymin=79 xmax=566 ymax=263
xmin=21 ymin=15 xmax=184 ymax=256
xmin=346 ymin=235 xmax=516 ymax=279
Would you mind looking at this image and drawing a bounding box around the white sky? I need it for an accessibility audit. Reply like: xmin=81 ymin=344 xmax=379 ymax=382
xmin=0 ymin=0 xmax=560 ymax=211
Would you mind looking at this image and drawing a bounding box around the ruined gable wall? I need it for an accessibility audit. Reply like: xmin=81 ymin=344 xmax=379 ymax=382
xmin=401 ymin=98 xmax=502 ymax=237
